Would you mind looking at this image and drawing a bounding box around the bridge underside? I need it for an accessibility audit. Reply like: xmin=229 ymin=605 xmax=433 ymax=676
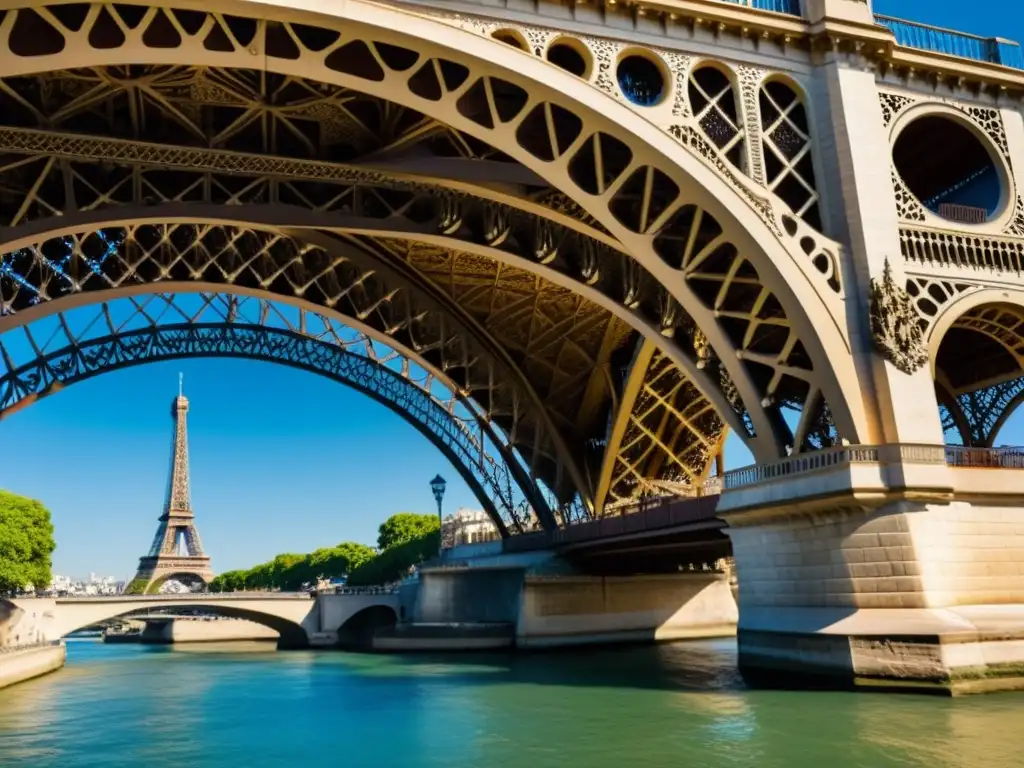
xmin=936 ymin=303 xmax=1024 ymax=448
xmin=0 ymin=0 xmax=861 ymax=533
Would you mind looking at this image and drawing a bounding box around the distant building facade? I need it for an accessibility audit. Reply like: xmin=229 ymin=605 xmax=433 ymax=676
xmin=441 ymin=508 xmax=500 ymax=548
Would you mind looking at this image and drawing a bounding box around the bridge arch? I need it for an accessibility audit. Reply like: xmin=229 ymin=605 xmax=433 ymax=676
xmin=0 ymin=290 xmax=554 ymax=533
xmin=925 ymin=289 xmax=1024 ymax=447
xmin=48 ymin=597 xmax=317 ymax=648
xmin=0 ymin=0 xmax=864 ymax=456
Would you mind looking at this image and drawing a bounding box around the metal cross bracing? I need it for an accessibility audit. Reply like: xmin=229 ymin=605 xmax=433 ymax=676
xmin=0 ymin=51 xmax=850 ymax=457
xmin=0 ymin=223 xmax=585 ymax=524
xmin=935 ymin=304 xmax=1024 ymax=448
xmin=0 ymin=292 xmax=557 ymax=532
xmin=940 ymin=376 xmax=1024 ymax=448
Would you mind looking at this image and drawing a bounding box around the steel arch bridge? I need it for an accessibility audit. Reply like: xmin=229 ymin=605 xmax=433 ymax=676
xmin=0 ymin=292 xmax=566 ymax=533
xmin=4 ymin=0 xmax=1017 ymax=527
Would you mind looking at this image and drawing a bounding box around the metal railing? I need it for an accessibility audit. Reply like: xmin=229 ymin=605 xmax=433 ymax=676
xmin=0 ymin=640 xmax=62 ymax=654
xmin=327 ymin=586 xmax=400 ymax=596
xmin=718 ymin=0 xmax=801 ymax=16
xmin=945 ymin=445 xmax=1024 ymax=469
xmin=876 ymin=15 xmax=1024 ymax=69
xmin=724 ymin=443 xmax=1024 ymax=490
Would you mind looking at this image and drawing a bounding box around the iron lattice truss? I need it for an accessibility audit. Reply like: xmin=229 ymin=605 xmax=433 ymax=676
xmin=0 ymin=3 xmax=855 ymax=519
xmin=597 ymin=343 xmax=725 ymax=509
xmin=937 ymin=305 xmax=1024 ymax=448
xmin=940 ymin=377 xmax=1024 ymax=447
xmin=0 ymin=293 xmax=556 ymax=532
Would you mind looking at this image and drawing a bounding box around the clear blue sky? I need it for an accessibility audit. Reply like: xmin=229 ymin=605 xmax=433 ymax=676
xmin=2 ymin=359 xmax=483 ymax=580
xmin=874 ymin=0 xmax=1023 ymax=44
xmin=2 ymin=0 xmax=1021 ymax=581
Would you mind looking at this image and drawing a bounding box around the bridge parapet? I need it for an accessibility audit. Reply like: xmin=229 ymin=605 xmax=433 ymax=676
xmin=720 ymin=443 xmax=1024 ymax=518
xmin=53 ymin=592 xmax=312 ymax=602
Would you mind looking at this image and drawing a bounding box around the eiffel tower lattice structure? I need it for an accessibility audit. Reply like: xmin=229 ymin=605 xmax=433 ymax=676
xmin=130 ymin=376 xmax=214 ymax=594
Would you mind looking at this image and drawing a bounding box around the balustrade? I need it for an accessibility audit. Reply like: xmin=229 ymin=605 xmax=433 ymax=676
xmin=876 ymin=15 xmax=1024 ymax=69
xmin=900 ymin=226 xmax=1024 ymax=275
xmin=724 ymin=442 xmax=1020 ymax=490
xmin=718 ymin=0 xmax=800 ymax=15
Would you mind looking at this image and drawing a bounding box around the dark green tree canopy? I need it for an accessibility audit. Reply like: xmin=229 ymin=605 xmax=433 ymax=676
xmin=377 ymin=513 xmax=439 ymax=551
xmin=208 ymin=542 xmax=375 ymax=593
xmin=0 ymin=490 xmax=56 ymax=595
xmin=348 ymin=530 xmax=439 ymax=587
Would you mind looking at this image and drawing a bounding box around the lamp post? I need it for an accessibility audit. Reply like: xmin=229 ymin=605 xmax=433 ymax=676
xmin=430 ymin=474 xmax=447 ymax=556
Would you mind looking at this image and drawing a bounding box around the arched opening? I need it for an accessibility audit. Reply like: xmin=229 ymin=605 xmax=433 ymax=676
xmin=894 ymin=114 xmax=1003 ymax=224
xmin=759 ymin=80 xmax=821 ymax=231
xmin=336 ymin=605 xmax=398 ymax=649
xmin=934 ymin=302 xmax=1024 ymax=448
xmin=145 ymin=573 xmax=210 ymax=595
xmin=617 ymin=53 xmax=666 ymax=106
xmin=688 ymin=64 xmax=745 ymax=170
xmin=491 ymin=30 xmax=527 ymax=51
xmin=59 ymin=602 xmax=312 ymax=648
xmin=546 ymin=39 xmax=590 ymax=78
xmin=0 ymin=291 xmax=548 ymax=533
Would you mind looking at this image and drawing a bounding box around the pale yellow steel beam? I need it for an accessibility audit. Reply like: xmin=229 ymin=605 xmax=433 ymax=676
xmin=592 ymin=338 xmax=657 ymax=516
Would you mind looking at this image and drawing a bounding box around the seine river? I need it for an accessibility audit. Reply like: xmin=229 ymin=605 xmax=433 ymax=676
xmin=1 ymin=639 xmax=1022 ymax=767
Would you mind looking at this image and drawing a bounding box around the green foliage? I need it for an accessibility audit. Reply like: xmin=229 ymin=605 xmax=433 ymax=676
xmin=123 ymin=578 xmax=149 ymax=595
xmin=0 ymin=490 xmax=55 ymax=594
xmin=376 ymin=512 xmax=439 ymax=551
xmin=208 ymin=570 xmax=248 ymax=593
xmin=209 ymin=542 xmax=376 ymax=592
xmin=349 ymin=530 xmax=439 ymax=587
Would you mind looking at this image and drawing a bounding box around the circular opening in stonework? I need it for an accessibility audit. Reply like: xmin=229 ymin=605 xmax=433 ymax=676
xmin=893 ymin=114 xmax=1005 ymax=224
xmin=492 ymin=30 xmax=527 ymax=51
xmin=617 ymin=54 xmax=665 ymax=107
xmin=546 ymin=40 xmax=589 ymax=78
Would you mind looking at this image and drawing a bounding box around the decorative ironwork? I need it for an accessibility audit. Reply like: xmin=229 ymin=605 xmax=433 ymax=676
xmin=940 ymin=376 xmax=1024 ymax=447
xmin=0 ymin=0 xmax=863 ymax=487
xmin=869 ymin=260 xmax=929 ymax=374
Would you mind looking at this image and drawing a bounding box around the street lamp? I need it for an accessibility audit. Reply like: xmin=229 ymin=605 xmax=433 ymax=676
xmin=430 ymin=474 xmax=447 ymax=556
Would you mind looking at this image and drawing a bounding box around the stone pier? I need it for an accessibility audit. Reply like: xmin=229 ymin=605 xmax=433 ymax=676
xmin=517 ymin=573 xmax=737 ymax=648
xmin=721 ymin=453 xmax=1024 ymax=694
xmin=393 ymin=556 xmax=738 ymax=651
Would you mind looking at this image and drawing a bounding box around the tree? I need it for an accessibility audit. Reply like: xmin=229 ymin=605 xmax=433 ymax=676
xmin=348 ymin=530 xmax=439 ymax=586
xmin=376 ymin=513 xmax=439 ymax=551
xmin=0 ymin=490 xmax=55 ymax=595
xmin=209 ymin=570 xmax=248 ymax=593
xmin=308 ymin=543 xmax=375 ymax=581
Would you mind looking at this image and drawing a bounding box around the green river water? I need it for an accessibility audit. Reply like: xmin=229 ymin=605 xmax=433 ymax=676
xmin=0 ymin=638 xmax=1021 ymax=767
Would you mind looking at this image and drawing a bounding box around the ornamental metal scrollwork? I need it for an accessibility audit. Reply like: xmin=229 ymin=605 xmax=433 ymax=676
xmin=869 ymin=259 xmax=929 ymax=374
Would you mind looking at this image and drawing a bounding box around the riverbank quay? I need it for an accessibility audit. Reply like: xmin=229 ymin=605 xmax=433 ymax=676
xmin=0 ymin=641 xmax=66 ymax=690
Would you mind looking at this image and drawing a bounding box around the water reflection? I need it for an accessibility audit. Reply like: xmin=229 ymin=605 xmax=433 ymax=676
xmin=0 ymin=639 xmax=1021 ymax=768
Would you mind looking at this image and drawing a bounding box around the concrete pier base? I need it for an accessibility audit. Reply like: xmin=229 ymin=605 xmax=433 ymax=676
xmin=727 ymin=500 xmax=1024 ymax=694
xmin=737 ymin=605 xmax=1024 ymax=695
xmin=517 ymin=573 xmax=737 ymax=648
xmin=407 ymin=566 xmax=738 ymax=651
xmin=0 ymin=643 xmax=66 ymax=690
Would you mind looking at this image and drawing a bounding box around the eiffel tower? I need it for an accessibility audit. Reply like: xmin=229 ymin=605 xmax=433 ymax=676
xmin=130 ymin=375 xmax=214 ymax=594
